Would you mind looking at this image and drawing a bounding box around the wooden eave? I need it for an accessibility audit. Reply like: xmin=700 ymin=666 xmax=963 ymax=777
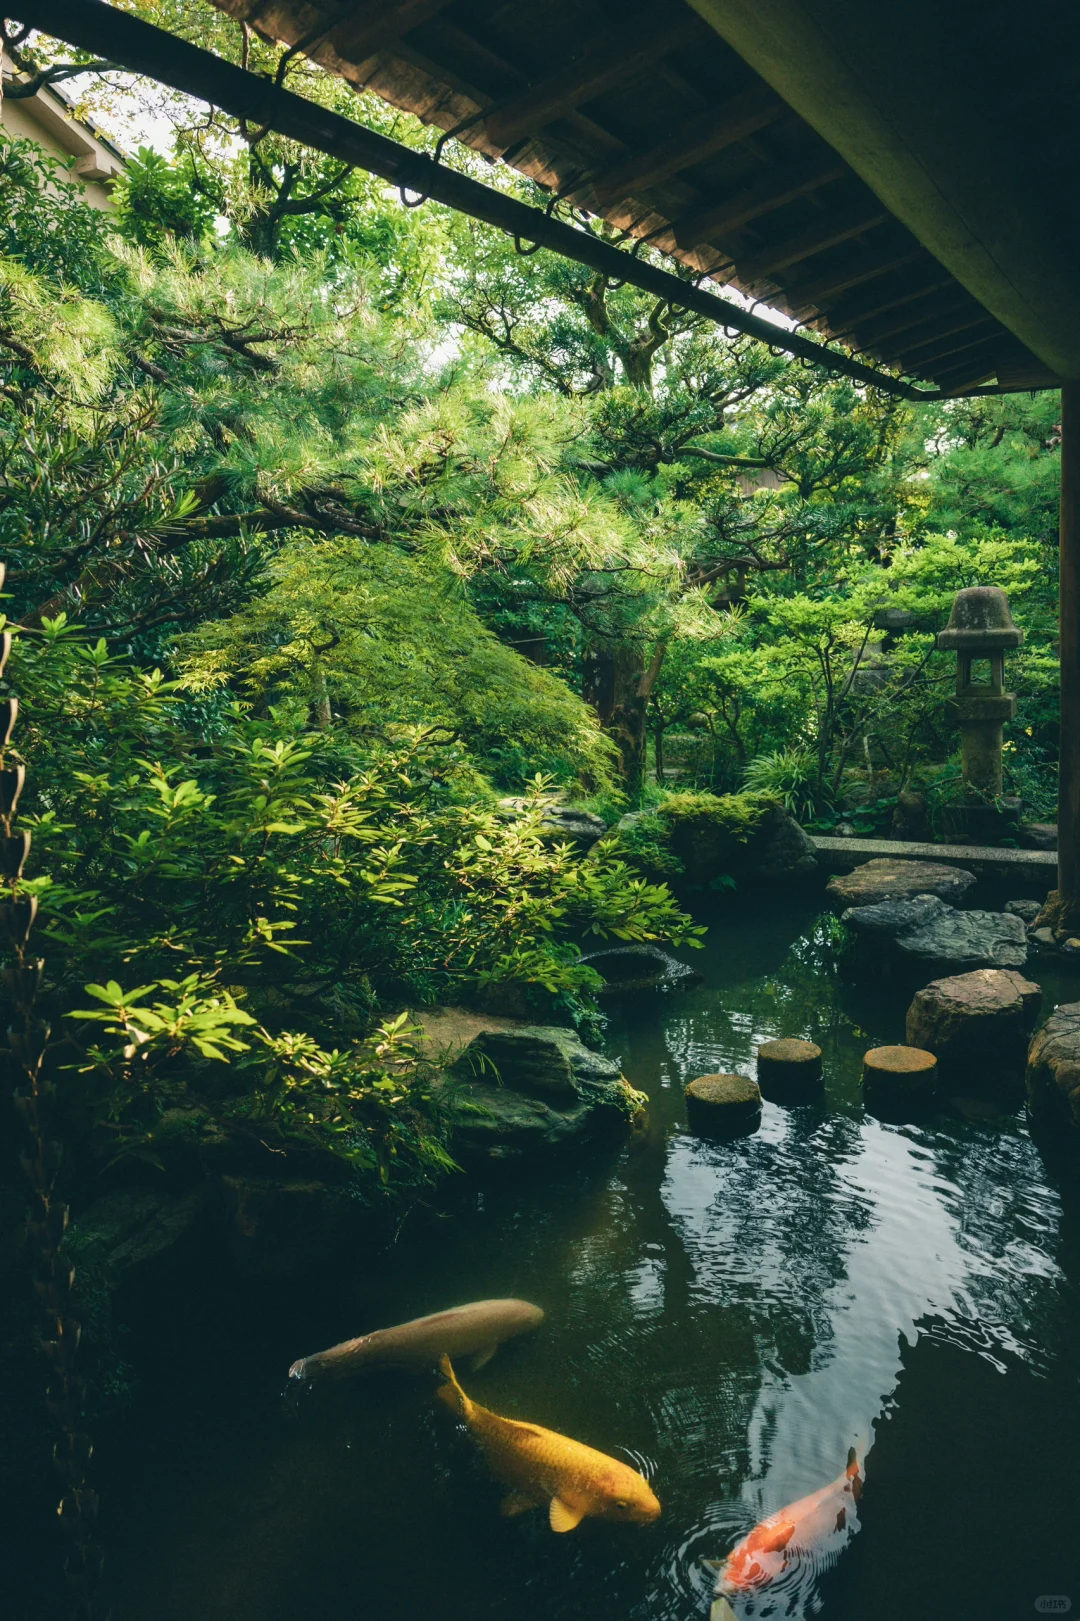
xmin=210 ymin=0 xmax=1058 ymax=393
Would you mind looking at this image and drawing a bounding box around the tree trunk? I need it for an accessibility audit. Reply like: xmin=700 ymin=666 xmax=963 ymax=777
xmin=654 ymin=722 xmax=666 ymax=784
xmin=583 ymin=642 xmax=646 ymax=796
xmin=583 ymin=640 xmax=667 ymax=798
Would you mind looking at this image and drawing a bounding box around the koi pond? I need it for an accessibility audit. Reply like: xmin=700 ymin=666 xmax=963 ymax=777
xmin=97 ymin=897 xmax=1080 ymax=1620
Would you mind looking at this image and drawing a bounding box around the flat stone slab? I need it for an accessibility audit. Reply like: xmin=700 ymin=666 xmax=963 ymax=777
xmin=826 ymin=857 xmax=976 ymax=913
xmin=895 ymin=907 xmax=1028 ymax=972
xmin=906 ymin=968 xmax=1041 ymax=1075
xmin=1026 ymin=1003 xmax=1080 ymax=1132
xmin=814 ymin=835 xmax=1057 ymax=877
xmin=841 ymin=895 xmax=1028 ymax=974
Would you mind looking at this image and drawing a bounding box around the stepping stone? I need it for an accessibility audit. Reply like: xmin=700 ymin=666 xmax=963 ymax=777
xmin=905 ymin=968 xmax=1041 ymax=1078
xmin=861 ymin=1044 xmax=938 ymax=1118
xmin=685 ymin=1073 xmax=761 ymax=1138
xmin=756 ymin=1038 xmax=823 ymax=1101
xmin=826 ymin=857 xmax=975 ymax=914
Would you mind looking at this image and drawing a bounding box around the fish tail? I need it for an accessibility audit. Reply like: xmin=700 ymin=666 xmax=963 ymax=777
xmin=436 ymin=1353 xmax=468 ymax=1415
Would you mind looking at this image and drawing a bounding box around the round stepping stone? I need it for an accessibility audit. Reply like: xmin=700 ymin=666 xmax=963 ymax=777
xmin=861 ymin=1044 xmax=938 ymax=1119
xmin=756 ymin=1038 xmax=823 ymax=1101
xmin=685 ymin=1073 xmax=761 ymax=1138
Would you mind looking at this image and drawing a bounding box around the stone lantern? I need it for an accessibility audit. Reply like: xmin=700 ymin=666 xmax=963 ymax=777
xmin=936 ymin=586 xmax=1022 ymax=813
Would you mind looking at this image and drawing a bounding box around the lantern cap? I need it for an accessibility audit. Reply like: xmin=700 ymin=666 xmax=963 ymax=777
xmin=936 ymin=586 xmax=1023 ymax=651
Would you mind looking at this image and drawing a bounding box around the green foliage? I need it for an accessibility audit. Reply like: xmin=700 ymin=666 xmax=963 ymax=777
xmin=602 ymin=789 xmax=772 ymax=885
xmin=112 ymin=146 xmax=222 ymax=250
xmin=0 ymin=130 xmax=113 ymax=290
xmin=742 ymin=749 xmax=816 ymax=816
xmin=10 ymin=619 xmax=695 ymax=1186
xmin=178 ymin=538 xmax=617 ymax=790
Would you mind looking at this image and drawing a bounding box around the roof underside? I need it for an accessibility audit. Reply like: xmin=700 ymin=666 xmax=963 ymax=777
xmin=214 ymin=0 xmax=1062 ymax=393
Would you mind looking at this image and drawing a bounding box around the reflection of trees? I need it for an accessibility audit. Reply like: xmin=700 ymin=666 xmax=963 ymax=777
xmin=920 ymin=1123 xmax=1074 ymax=1372
xmin=598 ymin=899 xmax=886 ymax=1500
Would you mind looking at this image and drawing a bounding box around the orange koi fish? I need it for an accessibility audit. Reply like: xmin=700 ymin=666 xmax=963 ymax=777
xmin=713 ymin=1449 xmax=862 ymax=1607
xmin=437 ymin=1354 xmax=660 ymax=1532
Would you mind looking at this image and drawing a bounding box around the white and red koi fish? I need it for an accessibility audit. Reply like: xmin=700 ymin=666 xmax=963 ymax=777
xmin=711 ymin=1448 xmax=862 ymax=1615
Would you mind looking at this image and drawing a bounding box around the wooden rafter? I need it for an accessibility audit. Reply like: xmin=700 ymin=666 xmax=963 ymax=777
xmin=673 ymin=151 xmax=847 ymax=249
xmin=483 ymin=11 xmax=703 ymax=149
xmin=784 ymin=246 xmax=925 ymax=311
xmin=900 ymin=325 xmax=1003 ymax=369
xmin=888 ymin=307 xmax=999 ymax=359
xmin=828 ymin=273 xmax=958 ymax=334
xmin=847 ymin=288 xmax=974 ymax=347
xmin=323 ymin=0 xmax=453 ymax=65
xmin=734 ymin=201 xmax=890 ymax=283
xmin=586 ymin=83 xmax=782 ymax=206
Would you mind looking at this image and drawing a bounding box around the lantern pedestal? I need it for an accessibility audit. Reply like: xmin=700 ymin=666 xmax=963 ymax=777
xmin=936 ymin=587 xmax=1023 ymax=842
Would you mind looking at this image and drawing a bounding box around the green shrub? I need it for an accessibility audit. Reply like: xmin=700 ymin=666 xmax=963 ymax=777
xmin=742 ymin=749 xmax=816 ymax=816
xmin=12 ymin=618 xmax=697 ymax=1193
xmin=602 ymin=788 xmax=776 ymax=889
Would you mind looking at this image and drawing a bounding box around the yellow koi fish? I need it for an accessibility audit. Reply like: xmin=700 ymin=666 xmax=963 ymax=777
xmin=289 ymin=1299 xmax=543 ymax=1382
xmin=436 ymin=1354 xmax=661 ymax=1533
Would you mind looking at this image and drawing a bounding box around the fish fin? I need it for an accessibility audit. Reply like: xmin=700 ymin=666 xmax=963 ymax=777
xmin=436 ymin=1353 xmax=467 ymax=1415
xmin=710 ymin=1599 xmax=740 ymax=1621
xmin=469 ymin=1343 xmax=498 ymax=1372
xmin=846 ymin=1447 xmax=863 ymax=1501
xmin=500 ymin=1491 xmax=539 ymax=1518
xmin=288 ymin=1358 xmax=307 ymax=1381
xmin=549 ymin=1497 xmax=586 ymax=1534
xmin=700 ymin=1558 xmax=725 ymax=1573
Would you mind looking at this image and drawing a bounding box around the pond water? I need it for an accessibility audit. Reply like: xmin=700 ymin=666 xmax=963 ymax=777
xmin=100 ymin=898 xmax=1080 ymax=1621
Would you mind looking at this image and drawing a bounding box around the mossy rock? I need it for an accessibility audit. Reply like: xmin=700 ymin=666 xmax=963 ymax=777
xmin=436 ymin=1022 xmax=645 ymax=1163
xmin=603 ymin=792 xmax=818 ymax=892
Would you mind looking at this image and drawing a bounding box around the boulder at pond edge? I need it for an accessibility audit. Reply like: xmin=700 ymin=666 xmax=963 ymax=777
xmin=603 ymin=792 xmax=818 ymax=892
xmin=1026 ymin=1003 xmax=1080 ymax=1132
xmin=417 ymin=1012 xmax=644 ymax=1162
xmin=577 ymin=943 xmax=703 ymax=998
xmin=905 ymin=968 xmax=1041 ymax=1077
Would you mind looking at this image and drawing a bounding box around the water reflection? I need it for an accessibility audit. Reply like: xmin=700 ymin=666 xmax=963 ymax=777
xmin=95 ymin=898 xmax=1080 ymax=1621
